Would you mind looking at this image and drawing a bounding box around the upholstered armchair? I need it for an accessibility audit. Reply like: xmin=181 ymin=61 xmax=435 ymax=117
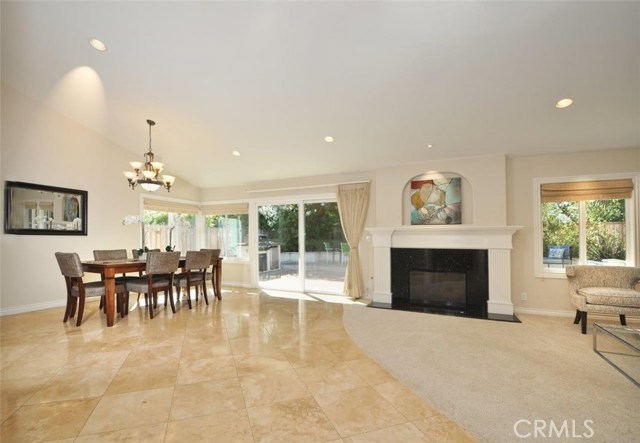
xmin=566 ymin=265 xmax=640 ymax=334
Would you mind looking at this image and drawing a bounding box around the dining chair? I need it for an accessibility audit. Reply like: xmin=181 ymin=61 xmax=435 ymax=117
xmin=55 ymin=252 xmax=126 ymax=326
xmin=93 ymin=249 xmax=134 ymax=313
xmin=174 ymin=250 xmax=213 ymax=309
xmin=201 ymin=248 xmax=221 ymax=297
xmin=132 ymin=248 xmax=161 ymax=259
xmin=131 ymin=248 xmax=161 ymax=306
xmin=125 ymin=251 xmax=180 ymax=319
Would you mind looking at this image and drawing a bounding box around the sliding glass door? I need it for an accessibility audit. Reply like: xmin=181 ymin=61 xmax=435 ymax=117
xmin=257 ymin=204 xmax=300 ymax=290
xmin=256 ymin=200 xmax=345 ymax=294
xmin=304 ymin=202 xmax=346 ymax=293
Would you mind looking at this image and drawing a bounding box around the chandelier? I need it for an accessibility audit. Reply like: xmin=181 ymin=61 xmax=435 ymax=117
xmin=123 ymin=119 xmax=175 ymax=192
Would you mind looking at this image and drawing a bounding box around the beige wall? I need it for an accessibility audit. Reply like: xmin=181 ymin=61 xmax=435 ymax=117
xmin=3 ymin=82 xmax=639 ymax=315
xmin=0 ymin=84 xmax=199 ymax=312
xmin=374 ymin=154 xmax=508 ymax=227
xmin=507 ymin=148 xmax=640 ymax=314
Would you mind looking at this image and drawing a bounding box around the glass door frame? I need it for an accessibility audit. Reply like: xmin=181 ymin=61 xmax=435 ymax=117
xmin=249 ymin=193 xmax=340 ymax=293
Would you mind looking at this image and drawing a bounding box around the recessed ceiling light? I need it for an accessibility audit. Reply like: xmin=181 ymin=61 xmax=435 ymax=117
xmin=89 ymin=38 xmax=107 ymax=52
xmin=426 ymin=144 xmax=433 ymax=148
xmin=324 ymin=136 xmax=334 ymax=143
xmin=232 ymin=150 xmax=241 ymax=156
xmin=555 ymin=98 xmax=573 ymax=109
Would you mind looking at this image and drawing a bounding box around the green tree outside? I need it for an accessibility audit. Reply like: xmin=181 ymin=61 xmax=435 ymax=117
xmin=542 ymin=199 xmax=625 ymax=262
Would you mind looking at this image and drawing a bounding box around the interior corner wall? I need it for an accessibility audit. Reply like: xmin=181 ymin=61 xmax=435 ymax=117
xmin=0 ymin=84 xmax=199 ymax=313
xmin=373 ymin=154 xmax=507 ymax=227
xmin=507 ymin=148 xmax=640 ymax=314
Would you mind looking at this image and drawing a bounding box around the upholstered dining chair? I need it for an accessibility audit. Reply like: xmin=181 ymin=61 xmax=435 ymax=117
xmin=125 ymin=251 xmax=180 ymax=319
xmin=132 ymin=248 xmax=161 ymax=259
xmin=201 ymin=248 xmax=221 ymax=297
xmin=174 ymin=250 xmax=212 ymax=309
xmin=55 ymin=252 xmax=126 ymax=326
xmin=93 ymin=249 xmax=134 ymax=313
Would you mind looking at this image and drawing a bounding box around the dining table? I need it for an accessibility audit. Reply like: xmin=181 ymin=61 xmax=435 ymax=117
xmin=82 ymin=256 xmax=223 ymax=327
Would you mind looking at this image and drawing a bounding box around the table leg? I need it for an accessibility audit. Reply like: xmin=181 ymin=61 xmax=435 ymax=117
xmin=215 ymin=262 xmax=222 ymax=300
xmin=104 ymin=269 xmax=116 ymax=327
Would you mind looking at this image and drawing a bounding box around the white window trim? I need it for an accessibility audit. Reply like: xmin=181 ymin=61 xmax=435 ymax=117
xmin=533 ymin=173 xmax=638 ymax=279
xmin=204 ymin=213 xmax=250 ymax=262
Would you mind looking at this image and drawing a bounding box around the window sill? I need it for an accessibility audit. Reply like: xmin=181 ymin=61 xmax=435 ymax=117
xmin=222 ymin=258 xmax=249 ymax=264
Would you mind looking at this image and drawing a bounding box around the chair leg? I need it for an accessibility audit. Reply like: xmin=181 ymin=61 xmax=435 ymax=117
xmin=186 ymin=285 xmax=192 ymax=309
xmin=202 ymin=280 xmax=209 ymax=305
xmin=580 ymin=311 xmax=587 ymax=334
xmin=63 ymin=294 xmax=73 ymax=323
xmin=147 ymin=291 xmax=155 ymax=319
xmin=620 ymin=314 xmax=627 ymax=326
xmin=124 ymin=292 xmax=130 ymax=315
xmin=168 ymin=287 xmax=176 ymax=314
xmin=573 ymin=310 xmax=581 ymax=324
xmin=70 ymin=296 xmax=78 ymax=318
xmin=118 ymin=293 xmax=126 ymax=318
xmin=76 ymin=295 xmax=85 ymax=327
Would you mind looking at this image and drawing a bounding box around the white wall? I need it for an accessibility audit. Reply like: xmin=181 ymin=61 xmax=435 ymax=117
xmin=0 ymin=84 xmax=199 ymax=313
xmin=507 ymin=148 xmax=640 ymax=314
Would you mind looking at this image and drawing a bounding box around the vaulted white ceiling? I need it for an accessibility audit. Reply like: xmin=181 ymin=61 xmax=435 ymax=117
xmin=2 ymin=1 xmax=639 ymax=189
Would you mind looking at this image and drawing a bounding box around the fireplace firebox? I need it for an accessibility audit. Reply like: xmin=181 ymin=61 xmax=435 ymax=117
xmin=392 ymin=248 xmax=488 ymax=315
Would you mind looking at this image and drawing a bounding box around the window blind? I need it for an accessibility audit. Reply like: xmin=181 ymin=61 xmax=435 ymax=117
xmin=143 ymin=198 xmax=200 ymax=214
xmin=540 ymin=179 xmax=634 ymax=203
xmin=201 ymin=203 xmax=249 ymax=215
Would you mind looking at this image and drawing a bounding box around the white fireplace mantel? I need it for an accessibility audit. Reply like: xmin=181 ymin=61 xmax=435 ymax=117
xmin=365 ymin=225 xmax=522 ymax=315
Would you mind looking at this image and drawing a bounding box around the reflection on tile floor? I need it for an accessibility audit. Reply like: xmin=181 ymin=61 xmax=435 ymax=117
xmin=0 ymin=287 xmax=477 ymax=443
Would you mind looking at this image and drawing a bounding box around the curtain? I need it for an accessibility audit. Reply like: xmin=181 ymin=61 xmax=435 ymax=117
xmin=540 ymin=179 xmax=633 ymax=202
xmin=336 ymin=182 xmax=370 ymax=298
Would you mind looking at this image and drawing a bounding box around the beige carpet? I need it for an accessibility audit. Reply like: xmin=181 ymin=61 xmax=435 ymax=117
xmin=343 ymin=306 xmax=639 ymax=443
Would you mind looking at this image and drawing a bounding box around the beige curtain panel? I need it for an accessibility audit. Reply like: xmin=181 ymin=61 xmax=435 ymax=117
xmin=540 ymin=179 xmax=634 ymax=203
xmin=336 ymin=182 xmax=370 ymax=299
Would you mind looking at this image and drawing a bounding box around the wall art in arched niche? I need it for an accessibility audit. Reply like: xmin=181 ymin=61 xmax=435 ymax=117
xmin=409 ymin=176 xmax=461 ymax=225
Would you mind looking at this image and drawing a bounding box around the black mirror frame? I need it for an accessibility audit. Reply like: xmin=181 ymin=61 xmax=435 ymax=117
xmin=4 ymin=181 xmax=88 ymax=236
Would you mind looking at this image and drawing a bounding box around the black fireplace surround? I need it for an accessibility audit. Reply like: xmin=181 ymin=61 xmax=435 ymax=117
xmin=391 ymin=248 xmax=488 ymax=315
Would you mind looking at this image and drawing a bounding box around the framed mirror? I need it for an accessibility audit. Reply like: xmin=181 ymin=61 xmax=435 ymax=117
xmin=4 ymin=181 xmax=88 ymax=235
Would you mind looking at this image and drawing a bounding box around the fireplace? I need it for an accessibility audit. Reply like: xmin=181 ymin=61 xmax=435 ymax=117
xmin=392 ymin=248 xmax=488 ymax=314
xmin=366 ymin=225 xmax=522 ymax=317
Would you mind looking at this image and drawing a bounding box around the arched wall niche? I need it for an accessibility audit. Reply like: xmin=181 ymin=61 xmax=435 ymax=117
xmin=401 ymin=171 xmax=474 ymax=225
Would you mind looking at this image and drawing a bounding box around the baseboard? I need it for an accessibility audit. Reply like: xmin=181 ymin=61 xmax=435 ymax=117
xmin=514 ymin=307 xmax=575 ymax=317
xmin=0 ymin=299 xmax=66 ymax=316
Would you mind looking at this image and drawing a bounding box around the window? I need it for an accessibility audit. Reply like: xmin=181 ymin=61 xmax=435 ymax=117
xmin=143 ymin=210 xmax=196 ymax=252
xmin=536 ymin=177 xmax=636 ymax=277
xmin=205 ymin=214 xmax=248 ymax=260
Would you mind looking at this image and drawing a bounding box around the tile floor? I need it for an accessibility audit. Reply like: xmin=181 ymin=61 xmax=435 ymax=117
xmin=0 ymin=287 xmax=477 ymax=443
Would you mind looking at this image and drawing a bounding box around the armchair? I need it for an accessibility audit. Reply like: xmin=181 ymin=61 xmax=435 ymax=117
xmin=566 ymin=265 xmax=640 ymax=334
